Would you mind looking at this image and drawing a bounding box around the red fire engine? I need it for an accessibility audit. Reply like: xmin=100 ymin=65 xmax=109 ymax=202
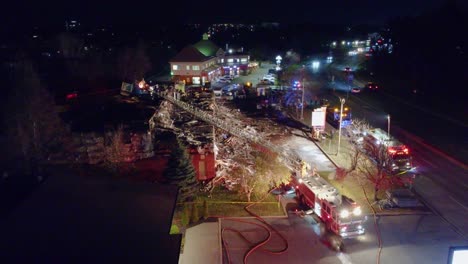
xmin=363 ymin=128 xmax=413 ymax=172
xmin=292 ymin=173 xmax=366 ymax=238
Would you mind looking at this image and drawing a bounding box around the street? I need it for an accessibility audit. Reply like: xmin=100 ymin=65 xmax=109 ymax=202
xmin=318 ymin=61 xmax=468 ymax=238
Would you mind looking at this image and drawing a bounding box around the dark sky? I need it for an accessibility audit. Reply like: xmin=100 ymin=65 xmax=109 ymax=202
xmin=3 ymin=0 xmax=459 ymax=28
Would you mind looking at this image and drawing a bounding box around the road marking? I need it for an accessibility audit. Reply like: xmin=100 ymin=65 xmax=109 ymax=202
xmin=337 ymin=252 xmax=354 ymax=264
xmin=449 ymin=196 xmax=468 ymax=211
xmin=416 ymin=156 xmax=437 ymax=169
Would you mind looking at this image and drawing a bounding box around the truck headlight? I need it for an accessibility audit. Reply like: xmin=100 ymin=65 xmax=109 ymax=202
xmin=340 ymin=210 xmax=350 ymax=218
xmin=353 ymin=207 xmax=362 ymax=216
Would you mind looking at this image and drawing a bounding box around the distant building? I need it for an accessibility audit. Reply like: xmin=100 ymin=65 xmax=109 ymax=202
xmin=223 ymin=43 xmax=250 ymax=76
xmin=169 ymin=33 xmax=251 ymax=85
xmin=65 ymin=20 xmax=80 ymax=31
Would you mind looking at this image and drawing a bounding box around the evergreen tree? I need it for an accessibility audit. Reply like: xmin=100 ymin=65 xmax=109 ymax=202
xmin=163 ymin=137 xmax=198 ymax=202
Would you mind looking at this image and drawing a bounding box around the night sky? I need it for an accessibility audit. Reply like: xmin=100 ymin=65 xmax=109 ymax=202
xmin=3 ymin=0 xmax=457 ymax=28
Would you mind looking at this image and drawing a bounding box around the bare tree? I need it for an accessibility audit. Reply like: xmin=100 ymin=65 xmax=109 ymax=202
xmin=231 ymin=151 xmax=290 ymax=202
xmin=3 ymin=57 xmax=70 ymax=174
xmin=57 ymin=32 xmax=84 ymax=59
xmin=116 ymin=40 xmax=151 ymax=82
xmin=345 ymin=119 xmax=371 ymax=173
xmin=104 ymin=125 xmax=134 ymax=176
xmin=357 ymin=141 xmax=403 ymax=201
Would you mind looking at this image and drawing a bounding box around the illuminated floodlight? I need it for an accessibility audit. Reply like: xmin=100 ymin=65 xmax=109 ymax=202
xmin=332 ymin=41 xmax=337 ymax=46
xmin=341 ymin=41 xmax=346 ymax=45
xmin=353 ymin=207 xmax=362 ymax=216
xmin=312 ymin=61 xmax=320 ymax=69
xmin=340 ymin=210 xmax=350 ymax=218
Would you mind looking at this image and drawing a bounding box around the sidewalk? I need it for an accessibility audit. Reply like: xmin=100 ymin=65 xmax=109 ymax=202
xmin=284 ymin=108 xmax=431 ymax=216
xmin=179 ymin=222 xmax=220 ymax=264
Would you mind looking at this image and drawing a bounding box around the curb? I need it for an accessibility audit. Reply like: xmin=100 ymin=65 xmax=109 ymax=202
xmin=372 ymin=211 xmax=433 ymax=217
xmin=218 ymin=219 xmax=223 ymax=264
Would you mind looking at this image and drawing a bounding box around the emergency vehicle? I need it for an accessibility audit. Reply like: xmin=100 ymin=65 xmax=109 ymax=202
xmin=291 ymin=173 xmax=366 ymax=238
xmin=326 ymin=105 xmax=352 ymax=128
xmin=363 ymin=128 xmax=413 ymax=172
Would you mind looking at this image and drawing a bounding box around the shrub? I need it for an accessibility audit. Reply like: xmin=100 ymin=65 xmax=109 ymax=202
xmin=190 ymin=203 xmax=199 ymax=224
xmin=202 ymin=199 xmax=209 ymax=219
xmin=181 ymin=205 xmax=190 ymax=227
xmin=170 ymin=224 xmax=180 ymax=234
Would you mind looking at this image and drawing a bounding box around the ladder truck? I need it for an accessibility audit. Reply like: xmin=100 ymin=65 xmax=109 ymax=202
xmin=326 ymin=105 xmax=352 ymax=128
xmin=291 ymin=171 xmax=366 ymax=238
xmin=162 ymin=94 xmax=366 ymax=238
xmin=363 ymin=128 xmax=413 ymax=173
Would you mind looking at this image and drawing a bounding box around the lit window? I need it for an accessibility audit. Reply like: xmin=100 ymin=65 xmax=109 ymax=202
xmin=192 ymin=65 xmax=200 ymax=70
xmin=221 ymin=59 xmax=224 ymax=63
xmin=172 ymin=65 xmax=178 ymax=70
xmin=227 ymin=58 xmax=234 ymax=63
xmin=186 ymin=65 xmax=190 ymax=70
xmin=241 ymin=58 xmax=247 ymax=62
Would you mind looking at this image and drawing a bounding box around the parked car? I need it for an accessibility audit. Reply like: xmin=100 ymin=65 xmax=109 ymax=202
xmin=260 ymin=79 xmax=274 ymax=85
xmin=351 ymin=87 xmax=361 ymax=93
xmin=223 ymin=75 xmax=234 ymax=80
xmin=217 ymin=79 xmax=231 ymax=83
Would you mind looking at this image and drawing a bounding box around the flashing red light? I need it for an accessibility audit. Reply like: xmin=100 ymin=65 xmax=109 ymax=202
xmin=403 ymin=148 xmax=409 ymax=154
xmin=388 ymin=149 xmax=397 ymax=154
xmin=66 ymin=92 xmax=78 ymax=100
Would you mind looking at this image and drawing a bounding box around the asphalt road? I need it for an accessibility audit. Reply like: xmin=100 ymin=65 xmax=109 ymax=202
xmin=219 ymin=196 xmax=466 ymax=264
xmin=315 ymin=58 xmax=468 ymax=239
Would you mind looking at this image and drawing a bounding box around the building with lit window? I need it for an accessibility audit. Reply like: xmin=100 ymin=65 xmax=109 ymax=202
xmin=169 ymin=34 xmax=251 ymax=85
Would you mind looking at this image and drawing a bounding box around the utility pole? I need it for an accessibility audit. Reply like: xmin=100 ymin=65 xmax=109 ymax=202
xmin=337 ymin=97 xmax=345 ymax=156
xmin=301 ymin=66 xmax=306 ymax=120
xmin=387 ymin=114 xmax=391 ymax=138
xmin=301 ymin=77 xmax=305 ymax=120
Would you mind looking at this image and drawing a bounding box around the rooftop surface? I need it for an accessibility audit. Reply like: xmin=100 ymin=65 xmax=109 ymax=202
xmin=0 ymin=166 xmax=181 ymax=263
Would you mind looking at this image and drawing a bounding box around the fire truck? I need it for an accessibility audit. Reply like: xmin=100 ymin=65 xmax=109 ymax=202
xmin=162 ymin=94 xmax=366 ymax=238
xmin=291 ymin=173 xmax=366 ymax=238
xmin=363 ymin=128 xmax=413 ymax=172
xmin=326 ymin=105 xmax=352 ymax=128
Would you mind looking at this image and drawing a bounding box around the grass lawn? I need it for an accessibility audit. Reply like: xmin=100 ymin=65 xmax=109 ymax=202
xmin=173 ymin=188 xmax=285 ymax=221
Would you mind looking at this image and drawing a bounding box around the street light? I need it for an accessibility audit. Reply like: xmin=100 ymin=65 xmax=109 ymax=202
xmin=301 ymin=66 xmax=306 ymax=120
xmin=301 ymin=78 xmax=305 ymax=120
xmin=337 ymin=97 xmax=346 ymax=155
xmin=387 ymin=114 xmax=391 ymax=138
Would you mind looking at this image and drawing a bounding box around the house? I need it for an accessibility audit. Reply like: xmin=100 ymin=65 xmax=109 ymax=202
xmin=169 ymin=34 xmax=252 ymax=85
xmin=169 ymin=35 xmax=222 ymax=86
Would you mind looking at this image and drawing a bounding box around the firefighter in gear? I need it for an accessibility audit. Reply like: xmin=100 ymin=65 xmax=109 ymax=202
xmin=300 ymin=160 xmax=310 ymax=178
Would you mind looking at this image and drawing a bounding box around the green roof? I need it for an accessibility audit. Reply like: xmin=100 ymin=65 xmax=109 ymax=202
xmin=193 ymin=39 xmax=221 ymax=57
